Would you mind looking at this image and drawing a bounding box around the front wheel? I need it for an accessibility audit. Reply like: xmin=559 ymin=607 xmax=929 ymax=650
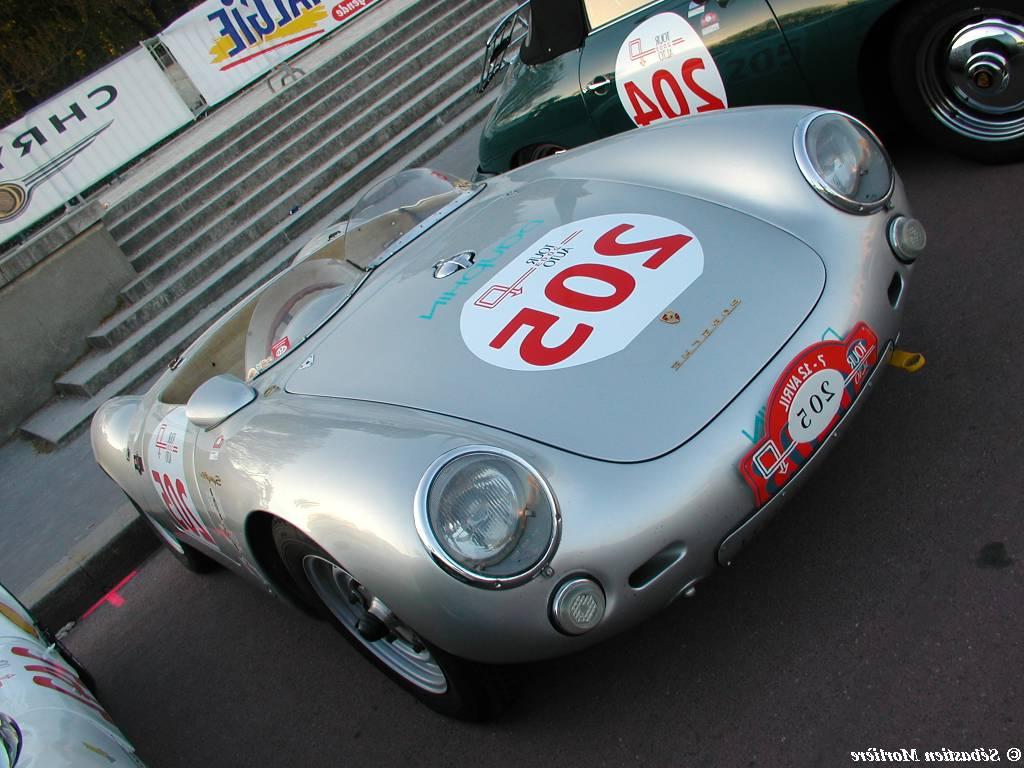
xmin=271 ymin=520 xmax=508 ymax=720
xmin=889 ymin=0 xmax=1024 ymax=162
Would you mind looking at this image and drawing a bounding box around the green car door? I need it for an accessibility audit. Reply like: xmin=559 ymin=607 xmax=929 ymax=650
xmin=578 ymin=0 xmax=811 ymax=136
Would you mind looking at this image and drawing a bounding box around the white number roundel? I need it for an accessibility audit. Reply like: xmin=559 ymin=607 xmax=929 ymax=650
xmin=615 ymin=12 xmax=728 ymax=128
xmin=787 ymin=368 xmax=845 ymax=444
xmin=460 ymin=214 xmax=704 ymax=370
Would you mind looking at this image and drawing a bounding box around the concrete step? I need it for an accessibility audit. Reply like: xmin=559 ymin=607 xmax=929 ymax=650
xmin=21 ymin=253 xmax=293 ymax=446
xmin=118 ymin=0 xmax=496 ymax=275
xmin=113 ymin=0 xmax=498 ymax=266
xmin=102 ymin=0 xmax=438 ymax=236
xmin=88 ymin=37 xmax=493 ymax=355
xmin=23 ymin=83 xmax=498 ymax=446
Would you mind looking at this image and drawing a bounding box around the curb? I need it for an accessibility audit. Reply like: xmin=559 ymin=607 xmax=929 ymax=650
xmin=26 ymin=504 xmax=159 ymax=633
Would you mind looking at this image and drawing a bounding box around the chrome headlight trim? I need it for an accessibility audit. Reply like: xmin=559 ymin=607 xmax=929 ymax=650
xmin=793 ymin=110 xmax=895 ymax=215
xmin=414 ymin=445 xmax=561 ymax=589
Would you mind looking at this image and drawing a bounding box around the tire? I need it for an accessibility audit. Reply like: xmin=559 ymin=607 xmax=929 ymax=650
xmin=133 ymin=501 xmax=218 ymax=574
xmin=888 ymin=0 xmax=1024 ymax=162
xmin=271 ymin=519 xmax=508 ymax=720
xmin=512 ymin=142 xmax=565 ymax=167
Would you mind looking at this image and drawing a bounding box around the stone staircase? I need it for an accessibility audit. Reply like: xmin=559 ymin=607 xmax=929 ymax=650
xmin=21 ymin=0 xmax=507 ymax=446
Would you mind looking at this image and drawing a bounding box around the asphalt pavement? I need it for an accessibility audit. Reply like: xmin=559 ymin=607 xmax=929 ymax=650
xmin=55 ymin=134 xmax=1024 ymax=766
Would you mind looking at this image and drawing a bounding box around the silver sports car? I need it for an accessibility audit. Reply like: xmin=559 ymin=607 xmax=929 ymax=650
xmin=92 ymin=106 xmax=925 ymax=719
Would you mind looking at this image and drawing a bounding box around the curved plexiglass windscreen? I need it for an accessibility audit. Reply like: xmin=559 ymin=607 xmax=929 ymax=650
xmin=345 ymin=168 xmax=470 ymax=269
xmin=243 ymin=169 xmax=472 ymax=379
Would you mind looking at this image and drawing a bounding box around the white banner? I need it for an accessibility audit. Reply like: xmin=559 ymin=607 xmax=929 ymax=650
xmin=159 ymin=0 xmax=382 ymax=107
xmin=0 ymin=48 xmax=193 ymax=245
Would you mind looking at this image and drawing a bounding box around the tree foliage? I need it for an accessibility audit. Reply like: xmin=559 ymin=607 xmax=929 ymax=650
xmin=0 ymin=0 xmax=203 ymax=124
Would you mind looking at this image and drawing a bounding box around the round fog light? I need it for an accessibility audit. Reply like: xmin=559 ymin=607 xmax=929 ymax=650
xmin=888 ymin=216 xmax=927 ymax=263
xmin=551 ymin=577 xmax=605 ymax=635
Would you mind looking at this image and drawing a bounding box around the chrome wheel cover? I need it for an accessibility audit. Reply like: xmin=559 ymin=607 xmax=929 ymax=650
xmin=301 ymin=555 xmax=448 ymax=694
xmin=918 ymin=12 xmax=1024 ymax=141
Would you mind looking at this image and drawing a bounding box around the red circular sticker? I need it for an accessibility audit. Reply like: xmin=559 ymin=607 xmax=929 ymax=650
xmin=739 ymin=323 xmax=879 ymax=506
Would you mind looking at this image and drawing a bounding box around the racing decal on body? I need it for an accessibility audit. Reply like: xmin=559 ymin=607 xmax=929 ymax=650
xmin=615 ymin=12 xmax=727 ymax=129
xmin=147 ymin=407 xmax=216 ymax=545
xmin=461 ymin=214 xmax=704 ymax=370
xmin=10 ymin=645 xmax=113 ymax=723
xmin=209 ymin=434 xmax=224 ymax=462
xmin=271 ymin=336 xmax=291 ymax=359
xmin=739 ymin=322 xmax=879 ymax=506
xmin=419 ymin=219 xmax=545 ymax=320
xmin=700 ymin=12 xmax=720 ymax=36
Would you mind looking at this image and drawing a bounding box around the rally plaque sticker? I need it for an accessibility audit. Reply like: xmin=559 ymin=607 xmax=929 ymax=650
xmin=615 ymin=12 xmax=727 ymax=128
xmin=461 ymin=214 xmax=704 ymax=370
xmin=739 ymin=322 xmax=879 ymax=507
xmin=147 ymin=407 xmax=215 ymax=545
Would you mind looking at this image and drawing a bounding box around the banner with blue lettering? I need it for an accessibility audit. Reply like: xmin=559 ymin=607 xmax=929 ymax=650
xmin=0 ymin=48 xmax=193 ymax=246
xmin=159 ymin=0 xmax=382 ymax=106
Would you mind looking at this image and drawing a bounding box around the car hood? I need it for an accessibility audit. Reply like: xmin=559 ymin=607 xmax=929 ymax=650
xmin=286 ymin=177 xmax=825 ymax=462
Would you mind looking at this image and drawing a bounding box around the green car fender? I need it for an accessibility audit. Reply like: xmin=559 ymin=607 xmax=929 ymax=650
xmin=477 ymin=53 xmax=599 ymax=174
xmin=767 ymin=0 xmax=902 ymax=118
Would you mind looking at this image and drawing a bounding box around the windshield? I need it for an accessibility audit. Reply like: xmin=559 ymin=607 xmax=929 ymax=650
xmin=243 ymin=169 xmax=473 ymax=379
xmin=346 ymin=168 xmax=470 ymax=269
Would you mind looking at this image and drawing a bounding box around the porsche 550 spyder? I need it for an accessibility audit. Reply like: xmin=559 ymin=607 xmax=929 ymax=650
xmin=92 ymin=106 xmax=925 ymax=720
xmin=0 ymin=583 xmax=146 ymax=767
xmin=476 ymin=0 xmax=1024 ymax=172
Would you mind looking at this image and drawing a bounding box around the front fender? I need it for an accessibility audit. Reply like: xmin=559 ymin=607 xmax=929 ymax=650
xmin=90 ymin=396 xmax=150 ymax=505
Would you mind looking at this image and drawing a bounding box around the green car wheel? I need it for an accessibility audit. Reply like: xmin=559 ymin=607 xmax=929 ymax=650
xmin=889 ymin=0 xmax=1024 ymax=161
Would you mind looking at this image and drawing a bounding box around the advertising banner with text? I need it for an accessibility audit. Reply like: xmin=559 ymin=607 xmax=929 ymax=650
xmin=0 ymin=48 xmax=193 ymax=246
xmin=159 ymin=0 xmax=382 ymax=107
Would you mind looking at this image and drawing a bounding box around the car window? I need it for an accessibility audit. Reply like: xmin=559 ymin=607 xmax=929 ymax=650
xmin=583 ymin=0 xmax=655 ymax=30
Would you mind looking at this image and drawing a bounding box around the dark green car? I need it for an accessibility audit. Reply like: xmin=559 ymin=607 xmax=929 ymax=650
xmin=477 ymin=0 xmax=1024 ymax=172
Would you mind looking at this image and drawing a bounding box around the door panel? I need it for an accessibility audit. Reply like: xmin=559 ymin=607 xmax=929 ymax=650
xmin=144 ymin=404 xmax=232 ymax=558
xmin=579 ymin=0 xmax=810 ymax=137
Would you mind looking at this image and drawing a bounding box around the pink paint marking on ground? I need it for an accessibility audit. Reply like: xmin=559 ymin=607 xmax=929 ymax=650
xmin=80 ymin=570 xmax=138 ymax=620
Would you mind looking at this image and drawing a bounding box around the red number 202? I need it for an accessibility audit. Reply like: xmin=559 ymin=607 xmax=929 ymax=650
xmin=151 ymin=470 xmax=214 ymax=543
xmin=489 ymin=225 xmax=693 ymax=366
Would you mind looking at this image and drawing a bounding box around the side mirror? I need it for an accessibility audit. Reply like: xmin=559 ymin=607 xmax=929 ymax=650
xmin=185 ymin=374 xmax=256 ymax=430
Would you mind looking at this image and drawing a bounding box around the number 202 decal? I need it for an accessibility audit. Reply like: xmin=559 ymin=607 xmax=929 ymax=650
xmin=615 ymin=12 xmax=728 ymax=129
xmin=147 ymin=407 xmax=215 ymax=544
xmin=461 ymin=214 xmax=704 ymax=370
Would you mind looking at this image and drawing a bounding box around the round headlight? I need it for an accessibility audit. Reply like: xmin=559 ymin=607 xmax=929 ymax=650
xmin=794 ymin=111 xmax=894 ymax=214
xmin=416 ymin=447 xmax=560 ymax=588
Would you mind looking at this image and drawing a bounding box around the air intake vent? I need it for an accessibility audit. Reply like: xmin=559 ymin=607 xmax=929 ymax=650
xmin=629 ymin=541 xmax=687 ymax=589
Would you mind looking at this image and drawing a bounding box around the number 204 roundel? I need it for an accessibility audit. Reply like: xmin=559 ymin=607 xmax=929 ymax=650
xmin=615 ymin=12 xmax=728 ymax=129
xmin=461 ymin=214 xmax=704 ymax=370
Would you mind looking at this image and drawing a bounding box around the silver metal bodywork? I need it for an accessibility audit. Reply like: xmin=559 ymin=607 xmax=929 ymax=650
xmin=92 ymin=106 xmax=916 ymax=665
xmin=0 ymin=585 xmax=145 ymax=767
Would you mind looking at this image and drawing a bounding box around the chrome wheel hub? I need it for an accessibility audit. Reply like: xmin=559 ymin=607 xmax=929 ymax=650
xmin=948 ymin=20 xmax=1024 ymax=112
xmin=920 ymin=14 xmax=1024 ymax=140
xmin=301 ymin=555 xmax=448 ymax=694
